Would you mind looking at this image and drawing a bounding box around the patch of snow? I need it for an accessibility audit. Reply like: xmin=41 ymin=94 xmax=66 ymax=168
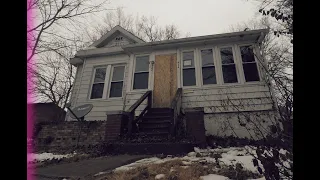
xmin=113 ymin=146 xmax=269 ymax=176
xmin=200 ymin=174 xmax=230 ymax=180
xmin=182 ymin=161 xmax=192 ymax=165
xmin=188 ymin=152 xmax=196 ymax=157
xmin=114 ymin=166 xmax=135 ymax=172
xmin=155 ymin=174 xmax=165 ymax=179
xmin=114 ymin=157 xmax=178 ymax=172
xmin=27 ymin=153 xmax=73 ymax=163
xmin=194 ymin=147 xmax=201 ymax=153
xmin=218 ymin=149 xmax=259 ymax=172
xmin=190 ymin=146 xmax=262 ymax=173
xmin=94 ymin=172 xmax=107 ymax=176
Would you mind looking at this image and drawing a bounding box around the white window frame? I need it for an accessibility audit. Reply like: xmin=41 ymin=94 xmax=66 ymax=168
xmin=88 ymin=66 xmax=110 ymax=100
xmin=107 ymin=64 xmax=126 ymax=99
xmin=217 ymin=45 xmax=241 ymax=85
xmin=236 ymin=43 xmax=262 ymax=84
xmin=199 ymin=48 xmax=220 ymax=87
xmin=180 ymin=49 xmax=199 ymax=88
xmin=131 ymin=54 xmax=151 ymax=91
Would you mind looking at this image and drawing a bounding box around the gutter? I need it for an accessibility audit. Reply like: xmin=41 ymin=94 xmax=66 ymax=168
xmin=70 ymin=28 xmax=269 ymax=61
xmin=122 ymin=28 xmax=269 ymax=50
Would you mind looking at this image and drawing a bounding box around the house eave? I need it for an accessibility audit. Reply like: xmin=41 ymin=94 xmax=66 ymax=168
xmin=73 ymin=46 xmax=128 ymax=59
xmin=70 ymin=57 xmax=83 ymax=66
xmin=122 ymin=29 xmax=269 ymax=52
xmin=71 ymin=28 xmax=269 ymax=59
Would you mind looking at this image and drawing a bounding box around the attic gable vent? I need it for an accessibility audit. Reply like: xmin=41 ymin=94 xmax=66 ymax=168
xmin=115 ymin=36 xmax=123 ymax=41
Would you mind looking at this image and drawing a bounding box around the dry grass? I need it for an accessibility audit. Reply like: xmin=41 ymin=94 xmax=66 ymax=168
xmin=95 ymin=158 xmax=261 ymax=180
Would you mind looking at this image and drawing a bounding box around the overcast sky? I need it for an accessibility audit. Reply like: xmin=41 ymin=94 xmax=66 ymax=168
xmin=104 ymin=0 xmax=261 ymax=36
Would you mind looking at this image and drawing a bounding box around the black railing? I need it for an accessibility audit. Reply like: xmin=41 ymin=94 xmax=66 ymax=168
xmin=125 ymin=91 xmax=152 ymax=135
xmin=170 ymin=88 xmax=182 ymax=136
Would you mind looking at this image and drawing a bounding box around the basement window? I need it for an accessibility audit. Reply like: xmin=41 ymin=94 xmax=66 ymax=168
xmin=220 ymin=47 xmax=238 ymax=83
xmin=90 ymin=67 xmax=107 ymax=99
xmin=182 ymin=51 xmax=196 ymax=86
xmin=109 ymin=65 xmax=125 ymax=98
xmin=240 ymin=45 xmax=260 ymax=82
xmin=201 ymin=49 xmax=217 ymax=85
xmin=133 ymin=55 xmax=149 ymax=90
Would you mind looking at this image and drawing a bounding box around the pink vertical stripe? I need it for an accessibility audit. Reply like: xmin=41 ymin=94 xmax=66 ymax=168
xmin=27 ymin=0 xmax=34 ymax=179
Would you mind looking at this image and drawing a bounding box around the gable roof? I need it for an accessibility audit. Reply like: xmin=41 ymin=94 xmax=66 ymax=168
xmin=90 ymin=25 xmax=145 ymax=48
xmin=70 ymin=28 xmax=268 ymax=65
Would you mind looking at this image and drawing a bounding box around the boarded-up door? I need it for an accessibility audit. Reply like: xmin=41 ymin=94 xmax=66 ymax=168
xmin=153 ymin=54 xmax=177 ymax=108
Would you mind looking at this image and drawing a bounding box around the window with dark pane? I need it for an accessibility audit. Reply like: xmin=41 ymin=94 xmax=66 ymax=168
xmin=133 ymin=72 xmax=149 ymax=89
xmin=182 ymin=51 xmax=196 ymax=86
xmin=220 ymin=47 xmax=238 ymax=83
xmin=220 ymin=47 xmax=235 ymax=64
xmin=91 ymin=83 xmax=104 ymax=99
xmin=183 ymin=69 xmax=196 ymax=86
xmin=240 ymin=45 xmax=260 ymax=82
xmin=201 ymin=49 xmax=216 ymax=85
xmin=109 ymin=66 xmax=125 ymax=98
xmin=222 ymin=65 xmax=238 ymax=83
xmin=90 ymin=67 xmax=106 ymax=99
xmin=133 ymin=56 xmax=149 ymax=90
xmin=110 ymin=82 xmax=123 ymax=97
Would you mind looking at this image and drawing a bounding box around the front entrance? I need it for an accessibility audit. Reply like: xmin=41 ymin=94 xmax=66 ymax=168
xmin=153 ymin=54 xmax=177 ymax=108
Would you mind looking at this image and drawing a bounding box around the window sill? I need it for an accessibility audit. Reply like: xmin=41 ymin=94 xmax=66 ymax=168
xmin=127 ymin=89 xmax=150 ymax=94
xmin=87 ymin=98 xmax=123 ymax=102
xmin=182 ymin=81 xmax=265 ymax=90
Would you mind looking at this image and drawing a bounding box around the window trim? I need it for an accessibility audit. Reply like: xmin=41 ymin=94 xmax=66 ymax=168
xmin=199 ymin=48 xmax=219 ymax=87
xmin=131 ymin=54 xmax=151 ymax=91
xmin=237 ymin=43 xmax=262 ymax=84
xmin=180 ymin=49 xmax=198 ymax=88
xmin=88 ymin=66 xmax=109 ymax=100
xmin=107 ymin=64 xmax=126 ymax=99
xmin=217 ymin=45 xmax=241 ymax=85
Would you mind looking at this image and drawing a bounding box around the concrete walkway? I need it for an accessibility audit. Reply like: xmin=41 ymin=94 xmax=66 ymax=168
xmin=30 ymin=154 xmax=150 ymax=180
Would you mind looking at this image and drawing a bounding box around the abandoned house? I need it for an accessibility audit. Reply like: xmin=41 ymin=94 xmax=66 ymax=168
xmin=66 ymin=25 xmax=279 ymax=141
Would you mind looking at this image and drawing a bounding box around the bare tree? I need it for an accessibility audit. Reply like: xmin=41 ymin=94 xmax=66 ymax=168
xmin=27 ymin=0 xmax=109 ymax=63
xmin=29 ymin=38 xmax=86 ymax=110
xmin=250 ymin=0 xmax=293 ymax=43
xmin=29 ymin=5 xmax=186 ymax=110
xmin=224 ymin=17 xmax=293 ymax=179
xmin=86 ymin=7 xmax=186 ymax=42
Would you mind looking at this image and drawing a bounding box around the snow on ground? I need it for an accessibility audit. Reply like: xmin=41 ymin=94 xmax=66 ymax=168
xmin=27 ymin=152 xmax=74 ymax=163
xmin=155 ymin=174 xmax=165 ymax=179
xmin=113 ymin=146 xmax=261 ymax=173
xmin=114 ymin=157 xmax=180 ymax=172
xmin=105 ymin=146 xmax=290 ymax=179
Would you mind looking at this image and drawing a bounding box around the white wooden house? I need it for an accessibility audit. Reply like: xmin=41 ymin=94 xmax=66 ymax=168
xmin=67 ymin=25 xmax=279 ymax=139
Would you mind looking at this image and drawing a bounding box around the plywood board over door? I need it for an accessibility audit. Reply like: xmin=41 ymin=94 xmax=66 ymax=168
xmin=153 ymin=54 xmax=177 ymax=108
